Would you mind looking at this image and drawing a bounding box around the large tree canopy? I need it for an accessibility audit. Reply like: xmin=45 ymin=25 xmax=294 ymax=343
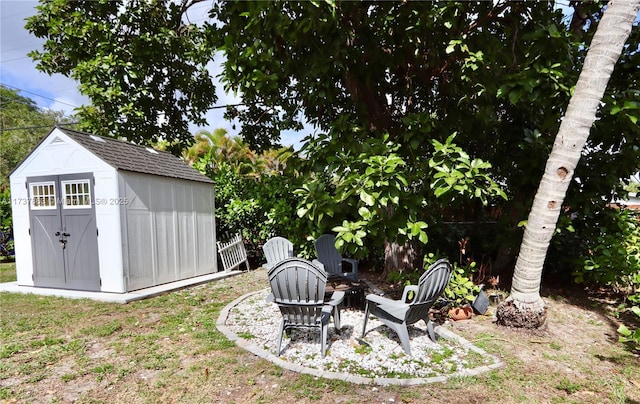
xmin=211 ymin=1 xmax=639 ymax=258
xmin=26 ymin=0 xmax=217 ymax=153
xmin=26 ymin=1 xmax=640 ymax=274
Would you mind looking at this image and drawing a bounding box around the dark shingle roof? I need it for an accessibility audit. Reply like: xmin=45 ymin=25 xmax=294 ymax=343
xmin=57 ymin=127 xmax=213 ymax=184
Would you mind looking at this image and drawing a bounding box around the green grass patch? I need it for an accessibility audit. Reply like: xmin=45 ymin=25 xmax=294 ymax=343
xmin=237 ymin=331 xmax=256 ymax=339
xmin=0 ymin=386 xmax=11 ymax=399
xmin=555 ymin=377 xmax=581 ymax=394
xmin=92 ymin=363 xmax=114 ymax=382
xmin=82 ymin=322 xmax=122 ymax=337
xmin=0 ymin=262 xmax=16 ymax=283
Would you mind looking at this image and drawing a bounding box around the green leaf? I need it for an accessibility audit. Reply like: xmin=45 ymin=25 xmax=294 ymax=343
xmin=360 ymin=191 xmax=375 ymax=206
xmin=508 ymin=89 xmax=522 ymax=104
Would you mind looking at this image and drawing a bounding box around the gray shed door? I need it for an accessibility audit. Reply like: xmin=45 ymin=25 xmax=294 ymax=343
xmin=28 ymin=173 xmax=100 ymax=291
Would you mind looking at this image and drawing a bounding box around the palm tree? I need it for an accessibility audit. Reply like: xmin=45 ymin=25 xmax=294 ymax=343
xmin=182 ymin=128 xmax=228 ymax=165
xmin=497 ymin=0 xmax=640 ymax=328
xmin=259 ymin=147 xmax=295 ymax=176
xmin=183 ymin=128 xmax=259 ymax=175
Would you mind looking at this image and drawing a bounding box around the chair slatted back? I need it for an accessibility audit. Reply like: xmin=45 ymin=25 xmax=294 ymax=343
xmin=314 ymin=234 xmax=343 ymax=276
xmin=269 ymin=258 xmax=327 ymax=326
xmin=405 ymin=259 xmax=452 ymax=325
xmin=263 ymin=237 xmax=294 ymax=268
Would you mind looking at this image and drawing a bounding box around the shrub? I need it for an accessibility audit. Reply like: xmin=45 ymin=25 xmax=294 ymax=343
xmin=617 ymin=306 xmax=640 ymax=349
xmin=572 ymin=208 xmax=640 ymax=304
xmin=0 ymin=189 xmax=14 ymax=260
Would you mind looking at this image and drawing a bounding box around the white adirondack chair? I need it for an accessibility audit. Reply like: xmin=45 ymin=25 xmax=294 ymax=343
xmin=262 ymin=236 xmax=294 ymax=270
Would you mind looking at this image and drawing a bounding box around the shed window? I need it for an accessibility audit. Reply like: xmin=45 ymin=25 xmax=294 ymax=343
xmin=30 ymin=182 xmax=57 ymax=209
xmin=62 ymin=180 xmax=91 ymax=209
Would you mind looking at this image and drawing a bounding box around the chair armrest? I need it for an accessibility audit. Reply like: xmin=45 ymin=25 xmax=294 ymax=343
xmin=366 ymin=293 xmax=395 ymax=306
xmin=265 ymin=292 xmax=274 ymax=303
xmin=401 ymin=285 xmax=419 ymax=303
xmin=342 ymin=258 xmax=358 ymax=271
xmin=326 ymin=290 xmax=345 ymax=306
xmin=366 ymin=293 xmax=409 ymax=319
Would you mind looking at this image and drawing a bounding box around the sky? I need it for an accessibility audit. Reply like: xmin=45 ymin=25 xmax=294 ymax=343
xmin=0 ymin=1 xmax=309 ymax=149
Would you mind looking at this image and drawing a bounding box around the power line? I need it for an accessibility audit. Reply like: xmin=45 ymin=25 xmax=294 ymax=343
xmin=1 ymin=56 xmax=33 ymax=63
xmin=1 ymin=82 xmax=249 ymax=111
xmin=1 ymin=83 xmax=81 ymax=109
xmin=0 ymin=44 xmax=41 ymax=54
xmin=0 ymin=122 xmax=80 ymax=133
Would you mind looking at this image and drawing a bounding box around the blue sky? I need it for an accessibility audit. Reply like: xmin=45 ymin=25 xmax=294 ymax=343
xmin=0 ymin=1 xmax=310 ymax=149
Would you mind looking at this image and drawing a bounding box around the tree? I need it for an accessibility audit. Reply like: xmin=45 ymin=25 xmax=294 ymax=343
xmin=0 ymin=85 xmax=68 ymax=191
xmin=0 ymin=85 xmax=71 ymax=259
xmin=497 ymin=0 xmax=640 ymax=328
xmin=27 ymin=1 xmax=640 ymax=280
xmin=212 ymin=1 xmax=586 ymax=271
xmin=185 ymin=129 xmax=259 ymax=176
xmin=26 ymin=0 xmax=217 ymax=153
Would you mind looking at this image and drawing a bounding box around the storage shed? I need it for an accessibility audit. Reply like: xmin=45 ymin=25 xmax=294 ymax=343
xmin=9 ymin=126 xmax=217 ymax=293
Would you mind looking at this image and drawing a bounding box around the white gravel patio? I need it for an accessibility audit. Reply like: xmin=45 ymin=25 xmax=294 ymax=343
xmin=217 ymin=288 xmax=504 ymax=385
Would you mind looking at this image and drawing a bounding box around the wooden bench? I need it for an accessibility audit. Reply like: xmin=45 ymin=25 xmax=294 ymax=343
xmin=217 ymin=233 xmax=250 ymax=272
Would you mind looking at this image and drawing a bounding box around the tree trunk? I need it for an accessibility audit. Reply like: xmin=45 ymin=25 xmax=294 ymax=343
xmin=497 ymin=0 xmax=640 ymax=328
xmin=382 ymin=240 xmax=421 ymax=281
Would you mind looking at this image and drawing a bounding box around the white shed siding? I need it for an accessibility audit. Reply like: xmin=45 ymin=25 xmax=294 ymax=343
xmin=10 ymin=177 xmax=34 ymax=286
xmin=9 ymin=129 xmax=120 ymax=289
xmin=120 ymin=172 xmax=216 ymax=292
xmin=93 ymin=172 xmax=125 ymax=293
xmin=195 ymin=185 xmax=216 ymax=275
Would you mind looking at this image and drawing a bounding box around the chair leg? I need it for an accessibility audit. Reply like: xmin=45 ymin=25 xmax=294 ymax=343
xmin=321 ymin=324 xmax=328 ymax=358
xmin=396 ymin=324 xmax=412 ymax=356
xmin=277 ymin=318 xmax=285 ymax=356
xmin=426 ymin=320 xmax=438 ymax=342
xmin=333 ymin=306 xmax=341 ymax=333
xmin=361 ymin=301 xmax=371 ymax=337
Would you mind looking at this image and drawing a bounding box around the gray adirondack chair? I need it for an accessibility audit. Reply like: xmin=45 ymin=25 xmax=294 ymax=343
xmin=361 ymin=258 xmax=452 ymax=355
xmin=314 ymin=234 xmax=359 ymax=281
xmin=262 ymin=236 xmax=294 ymax=270
xmin=268 ymin=258 xmax=344 ymax=358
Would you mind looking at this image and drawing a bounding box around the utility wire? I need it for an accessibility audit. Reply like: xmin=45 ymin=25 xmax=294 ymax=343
xmin=0 ymin=123 xmax=79 ymax=133
xmin=2 ymin=82 xmax=251 ymax=111
xmin=1 ymin=83 xmax=81 ymax=109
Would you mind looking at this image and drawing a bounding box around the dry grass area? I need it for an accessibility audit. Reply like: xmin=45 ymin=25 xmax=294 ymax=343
xmin=0 ymin=264 xmax=639 ymax=404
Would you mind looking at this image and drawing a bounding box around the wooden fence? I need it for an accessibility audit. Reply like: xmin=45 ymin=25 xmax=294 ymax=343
xmin=216 ymin=233 xmax=250 ymax=272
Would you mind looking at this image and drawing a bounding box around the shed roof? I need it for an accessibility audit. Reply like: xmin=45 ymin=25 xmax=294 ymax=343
xmin=57 ymin=127 xmax=214 ymax=184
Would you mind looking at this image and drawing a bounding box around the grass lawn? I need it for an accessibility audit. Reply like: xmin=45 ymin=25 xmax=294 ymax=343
xmin=0 ymin=262 xmax=16 ymax=283
xmin=0 ymin=266 xmax=638 ymax=403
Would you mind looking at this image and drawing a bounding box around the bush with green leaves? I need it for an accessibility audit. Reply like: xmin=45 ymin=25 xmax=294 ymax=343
xmin=0 ymin=189 xmax=14 ymax=260
xmin=443 ymin=262 xmax=481 ymax=308
xmin=387 ymin=253 xmax=480 ymax=308
xmin=571 ymin=208 xmax=640 ymax=304
xmin=204 ymin=158 xmax=311 ymax=261
xmin=617 ymin=306 xmax=640 ymax=349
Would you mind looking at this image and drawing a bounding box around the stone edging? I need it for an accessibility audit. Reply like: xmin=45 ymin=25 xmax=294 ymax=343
xmin=216 ymin=290 xmax=504 ymax=386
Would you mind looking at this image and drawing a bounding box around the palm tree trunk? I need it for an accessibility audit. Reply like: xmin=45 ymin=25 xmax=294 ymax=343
xmin=497 ymin=0 xmax=640 ymax=327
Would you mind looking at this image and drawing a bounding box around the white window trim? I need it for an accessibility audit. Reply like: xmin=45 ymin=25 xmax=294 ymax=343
xmin=30 ymin=181 xmax=57 ymax=210
xmin=61 ymin=179 xmax=92 ymax=209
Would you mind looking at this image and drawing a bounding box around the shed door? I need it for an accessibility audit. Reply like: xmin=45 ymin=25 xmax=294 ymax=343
xmin=28 ymin=173 xmax=100 ymax=291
